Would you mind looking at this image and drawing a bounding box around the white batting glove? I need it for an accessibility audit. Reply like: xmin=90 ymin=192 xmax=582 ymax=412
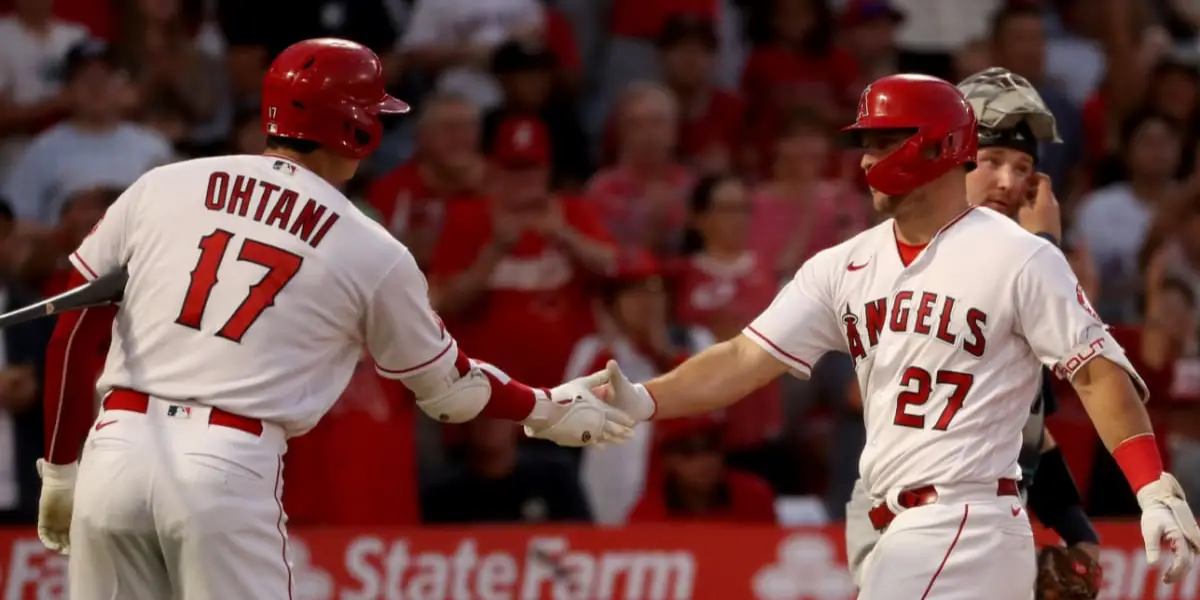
xmin=523 ymin=370 xmax=637 ymax=447
xmin=36 ymin=459 xmax=76 ymax=555
xmin=1136 ymin=473 xmax=1200 ymax=583
xmin=596 ymin=360 xmax=657 ymax=422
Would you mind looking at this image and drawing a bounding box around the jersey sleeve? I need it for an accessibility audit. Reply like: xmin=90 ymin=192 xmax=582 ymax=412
xmin=1013 ymin=245 xmax=1148 ymax=401
xmin=365 ymin=248 xmax=459 ymax=381
xmin=742 ymin=257 xmax=843 ymax=378
xmin=68 ymin=173 xmax=146 ymax=280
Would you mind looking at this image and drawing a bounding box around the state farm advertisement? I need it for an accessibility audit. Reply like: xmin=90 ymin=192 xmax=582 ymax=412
xmin=0 ymin=523 xmax=1196 ymax=599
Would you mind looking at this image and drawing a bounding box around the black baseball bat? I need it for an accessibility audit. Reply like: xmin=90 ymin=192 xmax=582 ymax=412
xmin=0 ymin=267 xmax=128 ymax=329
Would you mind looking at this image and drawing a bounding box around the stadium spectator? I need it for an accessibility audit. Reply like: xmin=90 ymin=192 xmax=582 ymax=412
xmin=216 ymin=0 xmax=399 ymax=106
xmin=747 ymin=109 xmax=868 ymax=280
xmin=987 ymin=2 xmax=1083 ymax=197
xmin=1145 ymin=199 xmax=1200 ymax=319
xmin=675 ymin=174 xmax=784 ymax=472
xmin=0 ymin=199 xmax=52 ymax=525
xmin=118 ymin=0 xmax=231 ymax=154
xmin=2 ymin=39 xmax=171 ymax=228
xmin=0 ymin=0 xmax=89 ymax=179
xmin=1085 ymin=278 xmax=1195 ymax=516
xmin=587 ymin=82 xmax=693 ymax=254
xmin=1043 ymin=0 xmax=1106 ymax=106
xmin=368 ymin=92 xmax=487 ymax=268
xmin=739 ymin=0 xmax=860 ymax=173
xmin=284 ymin=359 xmax=420 ymax=527
xmin=571 ymin=249 xmax=714 ymax=524
xmin=400 ymin=0 xmax=546 ymax=110
xmin=839 ymin=0 xmax=905 ymax=85
xmin=628 ymin=414 xmax=777 ymax=523
xmin=18 ymin=186 xmax=116 ymax=296
xmin=430 ymin=118 xmax=614 ymax=387
xmin=654 ymin=14 xmax=745 ymax=174
xmin=1074 ymin=111 xmax=1182 ymax=323
xmin=229 ymin=107 xmax=265 ymax=155
xmin=482 ymin=40 xmax=593 ymax=190
xmin=888 ymin=0 xmax=1001 ymax=80
xmin=422 ymin=418 xmax=592 ymax=523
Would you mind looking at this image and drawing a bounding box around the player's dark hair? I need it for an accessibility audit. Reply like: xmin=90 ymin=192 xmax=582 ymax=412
xmin=265 ymin=135 xmax=320 ymax=155
xmin=682 ymin=173 xmax=742 ymax=256
xmin=1162 ymin=277 xmax=1197 ymax=309
xmin=989 ymin=2 xmax=1043 ymax=43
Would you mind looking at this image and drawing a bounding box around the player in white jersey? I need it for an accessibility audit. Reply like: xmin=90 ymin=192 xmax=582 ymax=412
xmin=593 ymin=73 xmax=1200 ymax=599
xmin=842 ymin=67 xmax=1104 ymax=595
xmin=34 ymin=38 xmax=634 ymax=600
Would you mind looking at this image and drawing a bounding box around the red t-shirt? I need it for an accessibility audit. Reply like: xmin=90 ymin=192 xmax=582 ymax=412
xmin=676 ymin=253 xmax=782 ymax=448
xmin=283 ymin=360 xmax=419 ymax=526
xmin=609 ymin=0 xmax=718 ymax=39
xmin=628 ymin=469 xmax=777 ymax=523
xmin=430 ymin=197 xmax=612 ymax=387
xmin=366 ymin=160 xmax=485 ymax=242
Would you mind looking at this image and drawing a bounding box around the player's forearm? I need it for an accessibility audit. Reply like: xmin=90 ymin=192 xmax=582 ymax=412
xmin=644 ymin=334 xmax=788 ymax=420
xmin=1072 ymin=357 xmax=1163 ymax=491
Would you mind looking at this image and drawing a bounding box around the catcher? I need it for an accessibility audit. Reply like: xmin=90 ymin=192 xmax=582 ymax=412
xmin=842 ymin=67 xmax=1103 ymax=600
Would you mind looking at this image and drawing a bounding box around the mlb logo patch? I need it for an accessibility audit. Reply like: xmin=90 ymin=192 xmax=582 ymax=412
xmin=273 ymin=160 xmax=296 ymax=175
xmin=166 ymin=405 xmax=192 ymax=419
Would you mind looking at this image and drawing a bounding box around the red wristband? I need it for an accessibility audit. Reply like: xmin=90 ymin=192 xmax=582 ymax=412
xmin=464 ymin=352 xmax=536 ymax=421
xmin=1111 ymin=434 xmax=1164 ymax=493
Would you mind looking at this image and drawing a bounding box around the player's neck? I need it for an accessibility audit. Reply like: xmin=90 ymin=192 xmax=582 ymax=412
xmin=892 ymin=191 xmax=970 ymax=246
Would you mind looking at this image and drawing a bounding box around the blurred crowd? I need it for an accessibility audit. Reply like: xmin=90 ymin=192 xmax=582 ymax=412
xmin=0 ymin=0 xmax=1199 ymax=530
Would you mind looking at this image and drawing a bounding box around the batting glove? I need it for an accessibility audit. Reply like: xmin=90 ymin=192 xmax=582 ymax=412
xmin=595 ymin=360 xmax=657 ymax=422
xmin=36 ymin=459 xmax=76 ymax=555
xmin=1136 ymin=473 xmax=1200 ymax=583
xmin=523 ymin=370 xmax=637 ymax=447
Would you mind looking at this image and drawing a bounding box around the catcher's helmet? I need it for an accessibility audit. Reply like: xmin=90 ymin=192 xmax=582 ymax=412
xmin=262 ymin=38 xmax=410 ymax=160
xmin=842 ymin=74 xmax=978 ymax=196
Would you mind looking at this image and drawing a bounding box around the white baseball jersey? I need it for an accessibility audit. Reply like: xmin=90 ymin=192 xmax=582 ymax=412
xmin=744 ymin=206 xmax=1147 ymax=498
xmin=70 ymin=154 xmax=458 ymax=436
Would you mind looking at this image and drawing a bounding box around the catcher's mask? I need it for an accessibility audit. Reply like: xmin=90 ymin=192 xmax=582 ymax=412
xmin=841 ymin=74 xmax=978 ymax=196
xmin=262 ymin=38 xmax=410 ymax=160
xmin=959 ymin=67 xmax=1063 ymax=164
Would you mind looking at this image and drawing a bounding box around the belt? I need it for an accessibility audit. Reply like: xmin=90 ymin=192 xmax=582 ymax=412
xmin=867 ymin=478 xmax=1020 ymax=531
xmin=103 ymin=388 xmax=264 ymax=437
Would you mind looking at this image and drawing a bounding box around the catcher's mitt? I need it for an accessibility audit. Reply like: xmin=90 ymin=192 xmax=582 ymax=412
xmin=1036 ymin=545 xmax=1102 ymax=600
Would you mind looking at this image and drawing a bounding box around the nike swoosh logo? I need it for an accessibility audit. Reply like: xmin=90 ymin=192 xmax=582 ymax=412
xmin=847 ymin=261 xmax=869 ymax=272
xmin=94 ymin=419 xmax=117 ymax=431
xmin=1011 ymin=506 xmax=1022 ymax=517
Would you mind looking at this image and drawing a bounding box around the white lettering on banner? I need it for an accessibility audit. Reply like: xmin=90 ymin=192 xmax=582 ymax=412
xmin=1100 ymin=547 xmax=1200 ymax=599
xmin=341 ymin=536 xmax=695 ymax=600
xmin=1053 ymin=338 xmax=1106 ymax=380
xmin=2 ymin=540 xmax=66 ymax=600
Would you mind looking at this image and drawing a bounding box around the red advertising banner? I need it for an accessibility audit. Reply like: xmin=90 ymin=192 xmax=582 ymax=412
xmin=0 ymin=522 xmax=1195 ymax=599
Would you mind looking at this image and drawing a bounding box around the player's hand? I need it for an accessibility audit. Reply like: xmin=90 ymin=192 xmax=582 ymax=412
xmin=1018 ymin=173 xmax=1062 ymax=242
xmin=522 ymin=371 xmax=637 ymax=447
xmin=36 ymin=459 xmax=76 ymax=555
xmin=593 ymin=360 xmax=657 ymax=422
xmin=1135 ymin=473 xmax=1200 ymax=583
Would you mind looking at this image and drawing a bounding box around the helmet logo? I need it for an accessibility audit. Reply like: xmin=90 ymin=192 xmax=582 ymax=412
xmin=856 ymin=85 xmax=872 ymax=121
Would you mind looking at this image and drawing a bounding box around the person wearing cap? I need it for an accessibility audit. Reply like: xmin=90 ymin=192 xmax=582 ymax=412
xmin=483 ymin=40 xmax=592 ymax=189
xmin=627 ymin=413 xmax=777 ymax=524
xmin=2 ymin=39 xmax=172 ymax=228
xmin=654 ymin=14 xmax=745 ymax=173
xmin=840 ymin=0 xmax=905 ymax=83
xmin=429 ymin=117 xmax=616 ymax=389
xmin=572 ymin=248 xmax=716 ymax=524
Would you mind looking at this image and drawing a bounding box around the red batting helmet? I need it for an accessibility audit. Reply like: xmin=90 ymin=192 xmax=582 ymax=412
xmin=262 ymin=38 xmax=410 ymax=160
xmin=842 ymin=74 xmax=977 ymax=196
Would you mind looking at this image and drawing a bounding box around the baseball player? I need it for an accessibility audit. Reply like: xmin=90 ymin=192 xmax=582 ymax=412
xmin=596 ymin=73 xmax=1200 ymax=599
xmin=35 ymin=38 xmax=634 ymax=600
xmin=842 ymin=67 xmax=1104 ymax=599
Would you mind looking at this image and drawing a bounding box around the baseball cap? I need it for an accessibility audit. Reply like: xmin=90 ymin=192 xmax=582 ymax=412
xmin=490 ymin=117 xmax=551 ymax=168
xmin=657 ymin=13 xmax=719 ymax=50
xmin=656 ymin=414 xmax=725 ymax=451
xmin=64 ymin=39 xmax=118 ymax=81
xmin=840 ymin=0 xmax=905 ymax=28
xmin=491 ymin=40 xmax=558 ymax=75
